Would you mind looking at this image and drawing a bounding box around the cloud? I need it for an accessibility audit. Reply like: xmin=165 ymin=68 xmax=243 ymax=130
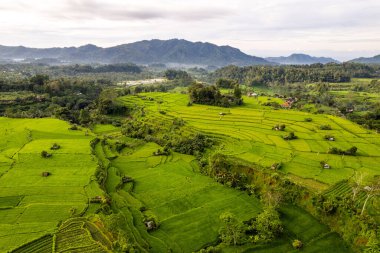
xmin=0 ymin=0 xmax=379 ymax=60
xmin=46 ymin=0 xmax=234 ymax=22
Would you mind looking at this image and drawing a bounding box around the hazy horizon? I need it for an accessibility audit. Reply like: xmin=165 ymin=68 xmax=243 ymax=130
xmin=1 ymin=0 xmax=379 ymax=61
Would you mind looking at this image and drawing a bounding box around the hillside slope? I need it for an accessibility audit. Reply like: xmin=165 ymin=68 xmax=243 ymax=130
xmin=349 ymin=54 xmax=380 ymax=64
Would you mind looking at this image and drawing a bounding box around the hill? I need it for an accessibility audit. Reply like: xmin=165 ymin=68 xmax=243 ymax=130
xmin=0 ymin=39 xmax=270 ymax=66
xmin=266 ymin=53 xmax=339 ymax=65
xmin=349 ymin=54 xmax=380 ymax=64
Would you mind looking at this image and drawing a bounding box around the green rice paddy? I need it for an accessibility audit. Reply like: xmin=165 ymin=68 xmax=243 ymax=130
xmin=0 ymin=118 xmax=103 ymax=252
xmin=119 ymin=93 xmax=380 ymax=189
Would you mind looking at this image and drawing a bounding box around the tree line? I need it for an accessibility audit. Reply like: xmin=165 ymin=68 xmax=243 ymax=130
xmin=212 ymin=63 xmax=379 ymax=86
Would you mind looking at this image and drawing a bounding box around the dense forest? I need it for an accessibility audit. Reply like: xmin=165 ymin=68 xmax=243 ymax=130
xmin=212 ymin=63 xmax=379 ymax=86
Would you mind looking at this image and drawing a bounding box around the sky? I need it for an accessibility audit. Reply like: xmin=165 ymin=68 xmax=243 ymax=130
xmin=0 ymin=0 xmax=379 ymax=61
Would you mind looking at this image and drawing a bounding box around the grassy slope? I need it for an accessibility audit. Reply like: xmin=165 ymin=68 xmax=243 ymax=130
xmin=0 ymin=118 xmax=102 ymax=252
xmin=119 ymin=93 xmax=380 ymax=189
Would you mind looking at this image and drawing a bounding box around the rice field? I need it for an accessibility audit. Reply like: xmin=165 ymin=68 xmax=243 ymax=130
xmin=100 ymin=134 xmax=351 ymax=252
xmin=118 ymin=93 xmax=380 ymax=189
xmin=0 ymin=118 xmax=103 ymax=252
xmin=105 ymin=141 xmax=263 ymax=252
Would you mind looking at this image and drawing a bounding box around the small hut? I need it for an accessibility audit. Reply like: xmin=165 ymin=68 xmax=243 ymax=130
xmin=42 ymin=172 xmax=50 ymax=177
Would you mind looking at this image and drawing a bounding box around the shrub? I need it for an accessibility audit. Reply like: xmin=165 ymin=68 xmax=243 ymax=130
xmin=304 ymin=118 xmax=313 ymax=122
xmin=50 ymin=143 xmax=61 ymax=150
xmin=283 ymin=132 xmax=297 ymax=140
xmin=69 ymin=124 xmax=79 ymax=130
xmin=41 ymin=150 xmax=52 ymax=158
xmin=248 ymin=207 xmax=283 ymax=243
xmin=328 ymin=146 xmax=357 ymax=156
xmin=219 ymin=212 xmax=245 ymax=246
xmin=292 ymin=239 xmax=303 ymax=249
xmin=153 ymin=147 xmax=171 ymax=156
xmin=263 ymin=101 xmax=281 ymax=109
xmin=320 ymin=124 xmax=332 ymax=130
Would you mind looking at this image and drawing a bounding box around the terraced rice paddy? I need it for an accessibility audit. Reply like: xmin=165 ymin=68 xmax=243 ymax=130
xmin=0 ymin=118 xmax=103 ymax=252
xmin=98 ymin=134 xmax=352 ymax=252
xmin=119 ymin=93 xmax=380 ymax=189
xmin=98 ymin=140 xmax=262 ymax=252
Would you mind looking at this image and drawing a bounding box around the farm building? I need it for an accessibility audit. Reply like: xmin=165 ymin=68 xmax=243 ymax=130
xmin=247 ymin=92 xmax=258 ymax=97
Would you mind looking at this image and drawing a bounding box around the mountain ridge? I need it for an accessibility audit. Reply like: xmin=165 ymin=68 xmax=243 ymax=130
xmin=0 ymin=39 xmax=270 ymax=66
xmin=349 ymin=55 xmax=380 ymax=64
xmin=266 ymin=53 xmax=339 ymax=65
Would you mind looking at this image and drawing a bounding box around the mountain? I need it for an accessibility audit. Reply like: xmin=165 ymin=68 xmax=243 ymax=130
xmin=266 ymin=53 xmax=339 ymax=65
xmin=349 ymin=55 xmax=380 ymax=64
xmin=0 ymin=39 xmax=270 ymax=66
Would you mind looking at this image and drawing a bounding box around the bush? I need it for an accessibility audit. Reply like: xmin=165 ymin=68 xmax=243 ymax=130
xmin=328 ymin=146 xmax=357 ymax=156
xmin=283 ymin=132 xmax=297 ymax=140
xmin=248 ymin=207 xmax=283 ymax=243
xmin=69 ymin=124 xmax=78 ymax=130
xmin=304 ymin=117 xmax=313 ymax=122
xmin=319 ymin=124 xmax=332 ymax=130
xmin=292 ymin=239 xmax=303 ymax=249
xmin=50 ymin=143 xmax=61 ymax=150
xmin=41 ymin=150 xmax=52 ymax=158
xmin=153 ymin=147 xmax=171 ymax=156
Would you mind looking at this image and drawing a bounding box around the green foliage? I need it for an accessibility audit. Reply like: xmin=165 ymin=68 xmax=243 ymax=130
xmin=247 ymin=207 xmax=283 ymax=243
xmin=305 ymin=117 xmax=313 ymax=122
xmin=30 ymin=74 xmax=49 ymax=86
xmin=283 ymin=132 xmax=297 ymax=140
xmin=50 ymin=143 xmax=61 ymax=150
xmin=292 ymin=239 xmax=303 ymax=249
xmin=219 ymin=212 xmax=246 ymax=246
xmin=41 ymin=150 xmax=52 ymax=158
xmin=164 ymin=69 xmax=194 ymax=86
xmin=212 ymin=64 xmax=377 ymax=86
xmin=364 ymin=231 xmax=380 ymax=253
xmin=172 ymin=133 xmax=212 ymax=155
xmin=216 ymin=78 xmax=237 ymax=89
xmin=320 ymin=124 xmax=332 ymax=130
xmin=233 ymin=84 xmax=242 ymax=99
xmin=188 ymin=83 xmax=243 ymax=107
xmin=328 ymin=146 xmax=358 ymax=156
xmin=209 ymin=153 xmax=248 ymax=189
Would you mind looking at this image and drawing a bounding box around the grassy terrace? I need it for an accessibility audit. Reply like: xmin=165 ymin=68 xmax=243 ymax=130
xmin=119 ymin=92 xmax=380 ymax=189
xmin=0 ymin=118 xmax=103 ymax=252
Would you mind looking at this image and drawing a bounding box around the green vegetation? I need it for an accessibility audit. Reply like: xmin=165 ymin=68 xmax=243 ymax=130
xmin=0 ymin=118 xmax=104 ymax=252
xmin=188 ymin=83 xmax=243 ymax=107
